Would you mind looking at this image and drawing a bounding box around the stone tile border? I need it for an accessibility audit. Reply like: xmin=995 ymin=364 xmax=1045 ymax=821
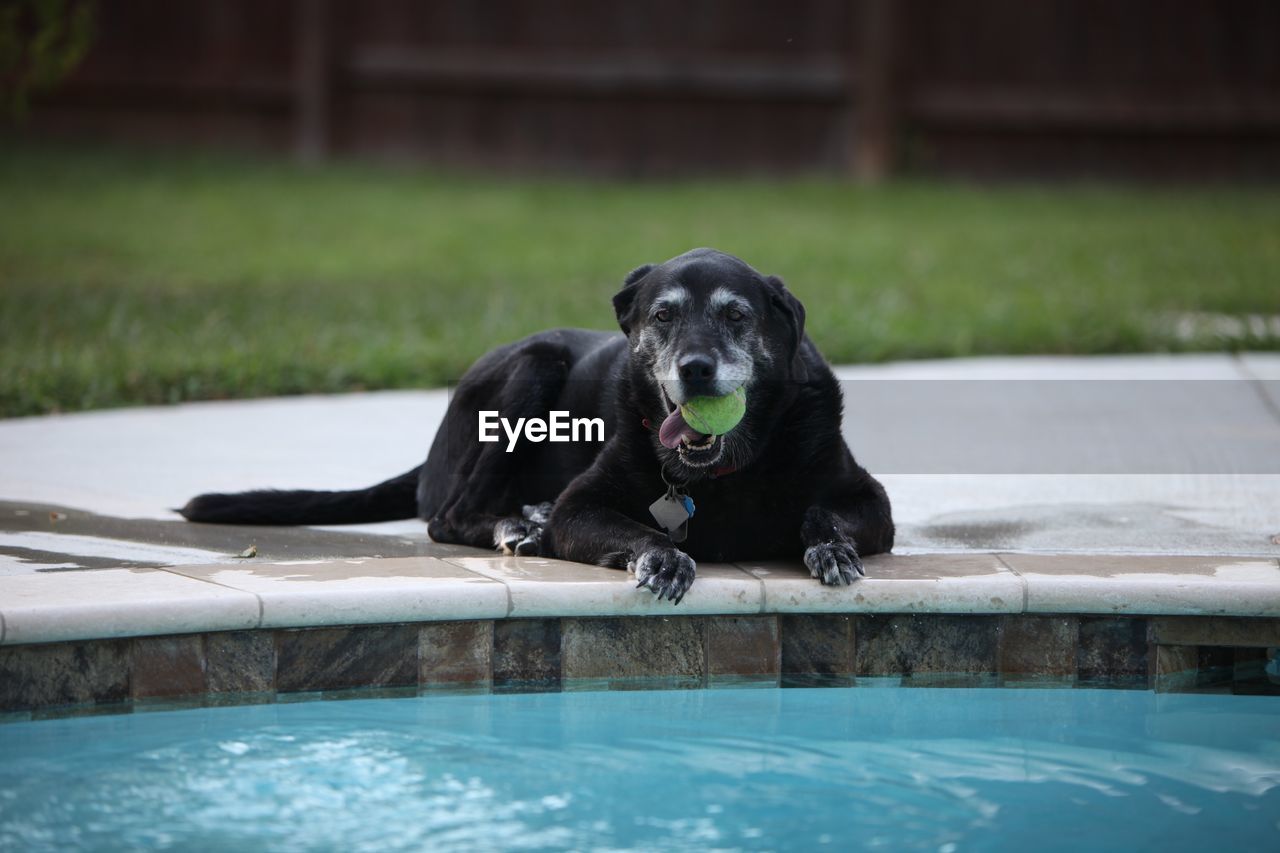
xmin=2 ymin=551 xmax=1277 ymax=717
xmin=2 ymin=612 xmax=1277 ymax=718
xmin=3 ymin=552 xmax=1278 ymax=647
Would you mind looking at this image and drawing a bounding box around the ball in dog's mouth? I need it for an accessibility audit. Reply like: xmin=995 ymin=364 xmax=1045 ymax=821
xmin=657 ymin=393 xmax=727 ymax=466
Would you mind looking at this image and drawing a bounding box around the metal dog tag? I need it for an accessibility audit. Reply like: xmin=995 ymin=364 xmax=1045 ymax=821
xmin=650 ymin=491 xmax=695 ymax=543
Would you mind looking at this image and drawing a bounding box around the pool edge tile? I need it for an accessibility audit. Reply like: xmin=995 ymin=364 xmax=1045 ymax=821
xmin=276 ymin=624 xmax=419 ymax=693
xmin=738 ymin=553 xmax=1023 ymax=614
xmin=1149 ymin=616 xmax=1280 ymax=647
xmin=164 ymin=557 xmax=511 ymax=630
xmin=0 ymin=639 xmax=131 ymax=712
xmin=442 ymin=556 xmax=763 ymax=618
xmin=1003 ymin=555 xmax=1280 ymax=617
xmin=0 ymin=567 xmax=261 ymax=646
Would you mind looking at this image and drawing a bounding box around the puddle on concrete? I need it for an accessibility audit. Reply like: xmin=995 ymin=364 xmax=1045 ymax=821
xmin=0 ymin=544 xmax=165 ymax=572
xmin=0 ymin=501 xmax=481 ymax=576
xmin=0 ymin=531 xmax=230 ymax=569
xmin=908 ymin=502 xmax=1279 ymax=556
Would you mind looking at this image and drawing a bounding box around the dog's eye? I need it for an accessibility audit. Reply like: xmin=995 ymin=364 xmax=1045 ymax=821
xmin=725 ymin=308 xmax=745 ymax=322
xmin=655 ymin=309 xmax=672 ymax=323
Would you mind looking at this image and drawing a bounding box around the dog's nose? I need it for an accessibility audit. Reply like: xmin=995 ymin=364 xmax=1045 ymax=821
xmin=678 ymin=354 xmax=717 ymax=393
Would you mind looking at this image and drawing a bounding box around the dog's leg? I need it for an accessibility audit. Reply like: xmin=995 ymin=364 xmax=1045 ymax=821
xmin=426 ymin=387 xmax=558 ymax=556
xmin=548 ymin=492 xmax=696 ymax=604
xmin=425 ymin=442 xmax=549 ymax=555
xmin=800 ymin=476 xmax=894 ymax=586
xmin=424 ymin=436 xmax=535 ymax=551
xmin=428 ymin=496 xmax=554 ymax=556
xmin=428 ymin=508 xmax=546 ymax=556
xmin=420 ymin=342 xmax=571 ymax=554
xmin=547 ymin=431 xmax=702 ymax=603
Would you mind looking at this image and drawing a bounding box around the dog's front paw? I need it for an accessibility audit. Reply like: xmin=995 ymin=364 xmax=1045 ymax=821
xmin=804 ymin=541 xmax=865 ymax=586
xmin=629 ymin=547 xmax=697 ymax=605
xmin=494 ymin=516 xmax=543 ymax=556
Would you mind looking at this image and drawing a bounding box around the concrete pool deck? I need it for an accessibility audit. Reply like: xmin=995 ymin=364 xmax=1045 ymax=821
xmin=1 ymin=353 xmax=1279 ymax=648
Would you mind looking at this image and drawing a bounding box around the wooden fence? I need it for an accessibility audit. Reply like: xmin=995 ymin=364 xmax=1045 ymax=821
xmin=15 ymin=0 xmax=1280 ymax=179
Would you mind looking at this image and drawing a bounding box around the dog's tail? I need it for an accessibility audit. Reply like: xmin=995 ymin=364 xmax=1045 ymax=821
xmin=179 ymin=466 xmax=421 ymax=526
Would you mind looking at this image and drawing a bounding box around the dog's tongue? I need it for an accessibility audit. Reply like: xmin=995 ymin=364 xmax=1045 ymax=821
xmin=658 ymin=408 xmax=707 ymax=449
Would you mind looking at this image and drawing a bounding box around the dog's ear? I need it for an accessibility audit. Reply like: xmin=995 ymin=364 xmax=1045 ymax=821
xmin=765 ymin=275 xmax=806 ymax=359
xmin=613 ymin=263 xmax=654 ymax=336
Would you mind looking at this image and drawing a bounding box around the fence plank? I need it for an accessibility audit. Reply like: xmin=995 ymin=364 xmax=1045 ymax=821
xmin=851 ymin=0 xmax=898 ymax=181
xmin=295 ymin=0 xmax=331 ymax=161
xmin=346 ymin=49 xmax=848 ymax=102
xmin=909 ymin=89 xmax=1280 ymax=132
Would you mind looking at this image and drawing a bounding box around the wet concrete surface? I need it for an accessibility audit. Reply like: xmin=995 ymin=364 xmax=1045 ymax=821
xmin=0 ymin=500 xmax=480 ymax=575
xmin=1 ymin=354 xmax=1278 ymax=575
xmin=912 ymin=499 xmax=1265 ymax=555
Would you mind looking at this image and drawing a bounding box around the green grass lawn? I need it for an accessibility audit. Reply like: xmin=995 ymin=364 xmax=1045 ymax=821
xmin=2 ymin=143 xmax=1278 ymax=417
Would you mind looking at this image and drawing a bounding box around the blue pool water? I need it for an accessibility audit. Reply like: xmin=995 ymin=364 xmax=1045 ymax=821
xmin=1 ymin=687 xmax=1278 ymax=851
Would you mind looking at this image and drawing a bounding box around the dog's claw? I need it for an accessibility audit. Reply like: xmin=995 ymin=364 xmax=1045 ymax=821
xmin=628 ymin=547 xmax=696 ymax=605
xmin=804 ymin=541 xmax=865 ymax=586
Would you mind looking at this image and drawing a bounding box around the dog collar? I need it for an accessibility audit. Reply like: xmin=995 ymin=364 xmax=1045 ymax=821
xmin=642 ymin=418 xmax=738 ymax=479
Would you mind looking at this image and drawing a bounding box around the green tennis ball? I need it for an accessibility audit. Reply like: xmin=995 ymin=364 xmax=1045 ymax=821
xmin=680 ymin=387 xmax=747 ymax=435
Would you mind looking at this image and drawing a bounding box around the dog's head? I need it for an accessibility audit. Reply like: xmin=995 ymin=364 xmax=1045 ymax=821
xmin=613 ymin=247 xmax=806 ymax=471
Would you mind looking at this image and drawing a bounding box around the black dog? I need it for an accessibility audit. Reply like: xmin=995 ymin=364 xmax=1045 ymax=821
xmin=182 ymin=248 xmax=894 ymax=604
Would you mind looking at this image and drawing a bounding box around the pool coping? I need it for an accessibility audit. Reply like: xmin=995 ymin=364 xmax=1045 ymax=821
xmin=4 ymin=550 xmax=1280 ymax=716
xmin=2 ymin=550 xmax=1279 ymax=647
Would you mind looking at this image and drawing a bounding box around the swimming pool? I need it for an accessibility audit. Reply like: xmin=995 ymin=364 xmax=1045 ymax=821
xmin=1 ymin=687 xmax=1277 ymax=851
